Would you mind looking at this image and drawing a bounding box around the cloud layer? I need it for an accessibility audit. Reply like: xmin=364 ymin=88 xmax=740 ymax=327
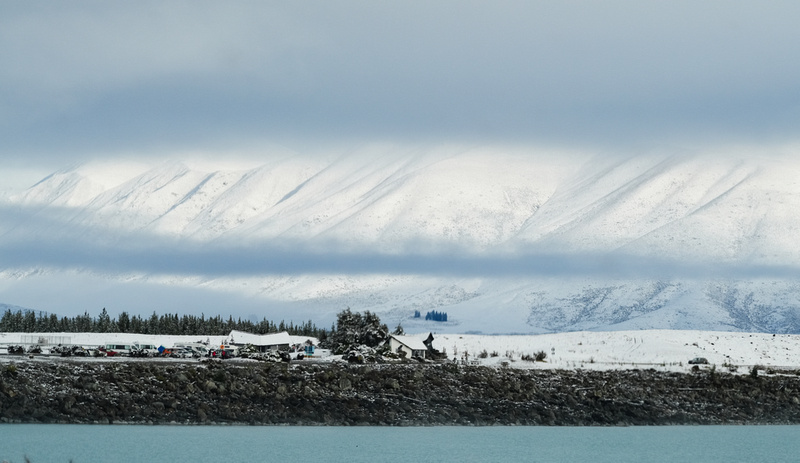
xmin=3 ymin=1 xmax=800 ymax=166
xmin=3 ymin=222 xmax=798 ymax=281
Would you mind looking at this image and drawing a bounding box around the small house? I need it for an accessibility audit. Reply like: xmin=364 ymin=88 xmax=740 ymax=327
xmin=388 ymin=334 xmax=428 ymax=359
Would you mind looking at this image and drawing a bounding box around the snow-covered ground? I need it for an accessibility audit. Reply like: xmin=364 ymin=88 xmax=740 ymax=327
xmin=426 ymin=330 xmax=800 ymax=372
xmin=0 ymin=332 xmax=316 ymax=355
xmin=2 ymin=330 xmax=799 ymax=373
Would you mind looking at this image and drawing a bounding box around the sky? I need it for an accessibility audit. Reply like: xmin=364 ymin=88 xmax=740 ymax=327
xmin=2 ymin=2 xmax=800 ymax=321
xmin=2 ymin=1 xmax=800 ymax=184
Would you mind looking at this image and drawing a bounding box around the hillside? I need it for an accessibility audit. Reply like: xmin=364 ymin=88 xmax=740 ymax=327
xmin=2 ymin=146 xmax=799 ymax=333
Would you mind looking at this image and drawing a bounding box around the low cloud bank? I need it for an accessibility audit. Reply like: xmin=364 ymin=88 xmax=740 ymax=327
xmin=2 ymin=232 xmax=798 ymax=281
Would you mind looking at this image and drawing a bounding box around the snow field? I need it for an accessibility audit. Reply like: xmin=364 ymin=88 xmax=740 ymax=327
xmin=5 ymin=330 xmax=799 ymax=375
xmin=420 ymin=330 xmax=800 ymax=373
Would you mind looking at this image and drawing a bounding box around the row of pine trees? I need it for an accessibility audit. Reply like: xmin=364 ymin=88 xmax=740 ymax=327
xmin=0 ymin=308 xmax=326 ymax=339
xmin=413 ymin=309 xmax=448 ymax=322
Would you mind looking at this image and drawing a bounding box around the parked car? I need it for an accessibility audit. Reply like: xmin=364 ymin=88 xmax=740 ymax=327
xmin=211 ymin=348 xmax=233 ymax=359
xmin=129 ymin=343 xmax=158 ymax=357
xmin=100 ymin=347 xmax=119 ymax=357
xmin=173 ymin=343 xmax=207 ymax=358
xmin=688 ymin=357 xmax=709 ymax=365
xmin=168 ymin=346 xmax=197 ymax=358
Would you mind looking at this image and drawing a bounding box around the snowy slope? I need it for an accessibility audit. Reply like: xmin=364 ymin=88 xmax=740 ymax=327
xmin=2 ymin=146 xmax=800 ymax=333
xmin=428 ymin=329 xmax=800 ymax=371
xmin=6 ymin=146 xmax=580 ymax=249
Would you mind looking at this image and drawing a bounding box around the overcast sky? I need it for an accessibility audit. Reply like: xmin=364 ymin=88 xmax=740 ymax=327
xmin=2 ymin=1 xmax=800 ymax=318
xmin=2 ymin=1 xmax=800 ymax=179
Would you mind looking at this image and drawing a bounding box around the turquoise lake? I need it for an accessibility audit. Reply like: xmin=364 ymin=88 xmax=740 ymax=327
xmin=1 ymin=425 xmax=799 ymax=462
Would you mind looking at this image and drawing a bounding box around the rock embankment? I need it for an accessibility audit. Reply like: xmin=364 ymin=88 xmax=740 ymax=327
xmin=2 ymin=360 xmax=799 ymax=425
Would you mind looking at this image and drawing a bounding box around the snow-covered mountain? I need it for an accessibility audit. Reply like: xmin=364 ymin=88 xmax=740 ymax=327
xmin=2 ymin=146 xmax=800 ymax=333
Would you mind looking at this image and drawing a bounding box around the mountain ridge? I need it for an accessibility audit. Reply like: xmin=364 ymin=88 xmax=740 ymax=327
xmin=2 ymin=147 xmax=799 ymax=333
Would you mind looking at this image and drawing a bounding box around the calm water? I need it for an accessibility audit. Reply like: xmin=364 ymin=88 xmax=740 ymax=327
xmin=1 ymin=425 xmax=799 ymax=463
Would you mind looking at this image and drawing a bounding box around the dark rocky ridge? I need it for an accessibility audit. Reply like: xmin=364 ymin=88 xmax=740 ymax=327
xmin=2 ymin=359 xmax=800 ymax=425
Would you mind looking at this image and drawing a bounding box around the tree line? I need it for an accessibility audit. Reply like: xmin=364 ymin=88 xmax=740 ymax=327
xmin=413 ymin=309 xmax=448 ymax=322
xmin=0 ymin=308 xmax=327 ymax=339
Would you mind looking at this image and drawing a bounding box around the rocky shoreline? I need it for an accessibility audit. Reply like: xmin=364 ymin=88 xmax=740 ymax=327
xmin=2 ymin=359 xmax=800 ymax=426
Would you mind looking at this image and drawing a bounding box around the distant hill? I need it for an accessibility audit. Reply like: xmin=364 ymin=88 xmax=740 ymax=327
xmin=0 ymin=303 xmax=37 ymax=314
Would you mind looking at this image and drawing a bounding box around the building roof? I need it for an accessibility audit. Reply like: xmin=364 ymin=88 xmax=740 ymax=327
xmin=228 ymin=330 xmax=292 ymax=347
xmin=389 ymin=334 xmax=428 ymax=351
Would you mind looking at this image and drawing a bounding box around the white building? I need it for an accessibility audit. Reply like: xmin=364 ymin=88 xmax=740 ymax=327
xmin=388 ymin=334 xmax=428 ymax=359
xmin=228 ymin=330 xmax=292 ymax=352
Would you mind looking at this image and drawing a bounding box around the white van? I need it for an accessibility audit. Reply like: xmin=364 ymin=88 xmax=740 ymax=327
xmin=104 ymin=344 xmax=132 ymax=356
xmin=130 ymin=343 xmax=159 ymax=357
